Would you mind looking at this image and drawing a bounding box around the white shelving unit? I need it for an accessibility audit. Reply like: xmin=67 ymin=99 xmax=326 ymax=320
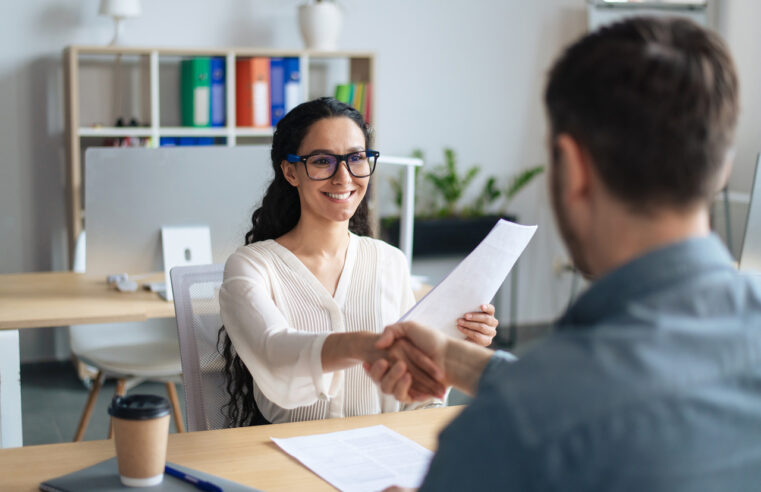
xmin=63 ymin=45 xmax=375 ymax=264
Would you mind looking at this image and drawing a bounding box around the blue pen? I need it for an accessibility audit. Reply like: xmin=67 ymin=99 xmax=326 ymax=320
xmin=165 ymin=465 xmax=223 ymax=492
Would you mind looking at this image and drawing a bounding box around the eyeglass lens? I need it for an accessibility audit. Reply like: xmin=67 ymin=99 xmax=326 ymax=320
xmin=306 ymin=151 xmax=375 ymax=179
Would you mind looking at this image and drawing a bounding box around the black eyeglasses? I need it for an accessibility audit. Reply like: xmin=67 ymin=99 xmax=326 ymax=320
xmin=286 ymin=150 xmax=380 ymax=181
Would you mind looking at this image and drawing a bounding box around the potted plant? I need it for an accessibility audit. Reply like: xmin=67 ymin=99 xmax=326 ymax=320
xmin=382 ymin=148 xmax=544 ymax=257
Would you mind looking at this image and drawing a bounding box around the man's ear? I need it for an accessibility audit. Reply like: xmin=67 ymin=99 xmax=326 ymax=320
xmin=554 ymin=134 xmax=592 ymax=204
xmin=281 ymin=160 xmax=299 ymax=187
xmin=715 ymin=148 xmax=735 ymax=193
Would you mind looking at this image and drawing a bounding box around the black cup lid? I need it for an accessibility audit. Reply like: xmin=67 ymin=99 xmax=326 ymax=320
xmin=108 ymin=394 xmax=171 ymax=420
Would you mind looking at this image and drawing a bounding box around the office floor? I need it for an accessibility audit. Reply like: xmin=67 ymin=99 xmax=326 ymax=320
xmin=21 ymin=361 xmax=187 ymax=446
xmin=20 ymin=322 xmax=552 ymax=446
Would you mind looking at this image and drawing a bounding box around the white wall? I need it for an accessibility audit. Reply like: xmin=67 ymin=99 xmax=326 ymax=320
xmin=2 ymin=1 xmax=759 ymax=360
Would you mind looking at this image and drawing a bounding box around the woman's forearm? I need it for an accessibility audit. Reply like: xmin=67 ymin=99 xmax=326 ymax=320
xmin=321 ymin=332 xmax=381 ymax=372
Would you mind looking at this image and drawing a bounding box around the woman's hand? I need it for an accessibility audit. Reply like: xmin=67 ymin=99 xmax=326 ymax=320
xmin=372 ymin=338 xmax=446 ymax=400
xmin=457 ymin=304 xmax=498 ymax=346
xmin=341 ymin=332 xmax=446 ymax=400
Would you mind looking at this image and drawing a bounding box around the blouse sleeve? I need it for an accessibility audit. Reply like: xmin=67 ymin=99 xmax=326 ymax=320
xmin=219 ymin=249 xmax=338 ymax=410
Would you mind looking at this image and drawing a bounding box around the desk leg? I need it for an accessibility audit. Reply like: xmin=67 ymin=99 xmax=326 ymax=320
xmin=0 ymin=329 xmax=23 ymax=448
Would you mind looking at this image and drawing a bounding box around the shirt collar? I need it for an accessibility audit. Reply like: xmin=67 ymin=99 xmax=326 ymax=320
xmin=558 ymin=234 xmax=735 ymax=328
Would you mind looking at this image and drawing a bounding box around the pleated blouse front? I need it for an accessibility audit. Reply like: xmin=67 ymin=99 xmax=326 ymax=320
xmin=219 ymin=233 xmax=422 ymax=423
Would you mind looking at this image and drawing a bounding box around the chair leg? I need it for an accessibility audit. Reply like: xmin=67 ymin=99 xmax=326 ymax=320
xmin=107 ymin=379 xmax=127 ymax=439
xmin=73 ymin=370 xmax=105 ymax=442
xmin=165 ymin=381 xmax=185 ymax=433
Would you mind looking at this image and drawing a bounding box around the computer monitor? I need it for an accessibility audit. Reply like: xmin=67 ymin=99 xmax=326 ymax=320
xmin=85 ymin=146 xmax=271 ymax=276
xmin=739 ymin=153 xmax=761 ymax=273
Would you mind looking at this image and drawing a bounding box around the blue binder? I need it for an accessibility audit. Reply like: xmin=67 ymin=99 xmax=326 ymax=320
xmin=284 ymin=57 xmax=301 ymax=114
xmin=178 ymin=137 xmax=197 ymax=146
xmin=210 ymin=57 xmax=226 ymax=127
xmin=270 ymin=58 xmax=286 ymax=126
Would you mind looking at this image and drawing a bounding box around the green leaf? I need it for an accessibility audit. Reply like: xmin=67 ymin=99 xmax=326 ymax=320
xmin=504 ymin=165 xmax=545 ymax=203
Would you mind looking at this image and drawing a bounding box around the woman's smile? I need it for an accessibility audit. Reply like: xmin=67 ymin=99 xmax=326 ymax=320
xmin=323 ymin=190 xmax=355 ymax=201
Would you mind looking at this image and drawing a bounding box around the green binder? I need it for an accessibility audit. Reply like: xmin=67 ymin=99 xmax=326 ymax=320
xmin=181 ymin=58 xmax=211 ymax=127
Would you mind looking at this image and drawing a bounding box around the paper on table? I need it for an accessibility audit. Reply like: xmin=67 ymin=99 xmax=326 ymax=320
xmin=401 ymin=219 xmax=537 ymax=338
xmin=271 ymin=425 xmax=433 ymax=492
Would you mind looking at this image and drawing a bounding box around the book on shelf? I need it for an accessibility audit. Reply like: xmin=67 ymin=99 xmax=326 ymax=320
xmin=335 ymin=83 xmax=351 ymax=104
xmin=180 ymin=57 xmax=211 ymax=127
xmin=364 ymin=83 xmax=373 ymax=122
xmin=284 ymin=57 xmax=301 ymax=114
xmin=210 ymin=57 xmax=226 ymax=127
xmin=334 ymin=82 xmax=372 ymax=122
xmin=236 ymin=57 xmax=270 ymax=128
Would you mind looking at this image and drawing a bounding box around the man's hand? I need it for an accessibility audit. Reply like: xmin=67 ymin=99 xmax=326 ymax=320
xmin=366 ymin=321 xmax=496 ymax=401
xmin=364 ymin=321 xmax=449 ymax=403
xmin=358 ymin=331 xmax=446 ymax=400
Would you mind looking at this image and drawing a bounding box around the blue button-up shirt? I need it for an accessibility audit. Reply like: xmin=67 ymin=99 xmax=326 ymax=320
xmin=421 ymin=235 xmax=761 ymax=491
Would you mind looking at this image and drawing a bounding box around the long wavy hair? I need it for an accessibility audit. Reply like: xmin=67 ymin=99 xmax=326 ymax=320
xmin=219 ymin=97 xmax=374 ymax=427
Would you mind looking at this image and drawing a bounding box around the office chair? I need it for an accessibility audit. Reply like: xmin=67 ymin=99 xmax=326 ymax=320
xmin=169 ymin=263 xmax=231 ymax=431
xmin=70 ymin=231 xmax=185 ymax=441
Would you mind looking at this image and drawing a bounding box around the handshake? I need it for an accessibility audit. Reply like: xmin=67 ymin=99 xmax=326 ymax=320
xmin=363 ymin=305 xmax=498 ymax=403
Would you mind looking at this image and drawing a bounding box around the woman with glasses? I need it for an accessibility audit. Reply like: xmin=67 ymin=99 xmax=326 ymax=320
xmin=218 ymin=97 xmax=498 ymax=426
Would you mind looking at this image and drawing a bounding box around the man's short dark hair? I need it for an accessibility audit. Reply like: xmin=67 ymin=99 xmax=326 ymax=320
xmin=544 ymin=17 xmax=739 ymax=212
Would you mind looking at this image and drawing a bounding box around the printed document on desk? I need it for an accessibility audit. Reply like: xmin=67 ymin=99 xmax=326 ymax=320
xmin=272 ymin=425 xmax=433 ymax=492
xmin=401 ymin=219 xmax=537 ymax=338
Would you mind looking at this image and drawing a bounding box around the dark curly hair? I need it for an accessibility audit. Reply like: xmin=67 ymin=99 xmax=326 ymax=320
xmin=219 ymin=97 xmax=374 ymax=427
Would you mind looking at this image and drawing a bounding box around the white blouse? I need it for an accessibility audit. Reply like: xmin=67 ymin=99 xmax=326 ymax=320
xmin=219 ymin=233 xmax=435 ymax=424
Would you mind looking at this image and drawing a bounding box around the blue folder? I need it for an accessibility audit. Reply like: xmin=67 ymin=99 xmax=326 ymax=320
xmin=210 ymin=57 xmax=226 ymax=127
xmin=270 ymin=58 xmax=286 ymax=126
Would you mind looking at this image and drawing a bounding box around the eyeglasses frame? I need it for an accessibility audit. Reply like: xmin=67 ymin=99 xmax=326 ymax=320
xmin=286 ymin=150 xmax=380 ymax=181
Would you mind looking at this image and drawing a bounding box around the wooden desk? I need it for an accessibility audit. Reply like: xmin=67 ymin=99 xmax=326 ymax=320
xmin=0 ymin=271 xmax=173 ymax=448
xmin=0 ymin=272 xmax=430 ymax=448
xmin=0 ymin=271 xmax=173 ymax=330
xmin=0 ymin=406 xmax=462 ymax=491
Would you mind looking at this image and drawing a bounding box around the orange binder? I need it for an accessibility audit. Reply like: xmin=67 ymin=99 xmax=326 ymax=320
xmin=236 ymin=58 xmax=270 ymax=128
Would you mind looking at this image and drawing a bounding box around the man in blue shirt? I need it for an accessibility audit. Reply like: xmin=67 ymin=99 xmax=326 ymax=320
xmin=368 ymin=17 xmax=761 ymax=491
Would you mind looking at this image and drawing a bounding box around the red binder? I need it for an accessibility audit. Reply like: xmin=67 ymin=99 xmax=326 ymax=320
xmin=236 ymin=58 xmax=270 ymax=128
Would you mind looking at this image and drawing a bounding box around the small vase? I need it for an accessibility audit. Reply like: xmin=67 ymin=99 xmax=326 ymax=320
xmin=298 ymin=2 xmax=343 ymax=51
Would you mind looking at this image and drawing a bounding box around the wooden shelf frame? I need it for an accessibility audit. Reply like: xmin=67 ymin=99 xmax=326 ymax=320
xmin=63 ymin=45 xmax=375 ymax=266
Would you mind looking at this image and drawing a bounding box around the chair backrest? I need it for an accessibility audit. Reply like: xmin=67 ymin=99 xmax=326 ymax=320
xmin=170 ymin=263 xmax=229 ymax=432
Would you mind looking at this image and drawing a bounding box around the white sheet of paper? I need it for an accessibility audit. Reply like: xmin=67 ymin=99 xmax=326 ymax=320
xmin=401 ymin=219 xmax=537 ymax=338
xmin=271 ymin=425 xmax=433 ymax=492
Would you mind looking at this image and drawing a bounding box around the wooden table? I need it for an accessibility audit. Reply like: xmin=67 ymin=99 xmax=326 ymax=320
xmin=0 ymin=271 xmax=173 ymax=448
xmin=0 ymin=271 xmax=434 ymax=448
xmin=0 ymin=406 xmax=462 ymax=491
xmin=0 ymin=271 xmax=173 ymax=329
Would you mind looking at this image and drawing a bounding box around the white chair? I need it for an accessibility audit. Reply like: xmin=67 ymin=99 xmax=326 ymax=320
xmin=70 ymin=231 xmax=185 ymax=440
xmin=169 ymin=263 xmax=229 ymax=431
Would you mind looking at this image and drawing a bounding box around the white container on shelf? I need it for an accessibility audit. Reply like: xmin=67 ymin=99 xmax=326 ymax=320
xmin=298 ymin=2 xmax=343 ymax=51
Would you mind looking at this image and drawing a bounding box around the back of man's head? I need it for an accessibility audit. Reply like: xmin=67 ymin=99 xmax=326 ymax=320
xmin=545 ymin=17 xmax=739 ymax=214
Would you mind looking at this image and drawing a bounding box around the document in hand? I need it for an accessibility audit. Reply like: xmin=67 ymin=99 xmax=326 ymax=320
xmin=400 ymin=219 xmax=537 ymax=338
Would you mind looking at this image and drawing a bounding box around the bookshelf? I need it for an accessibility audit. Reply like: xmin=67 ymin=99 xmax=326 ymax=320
xmin=62 ymin=45 xmax=375 ymax=265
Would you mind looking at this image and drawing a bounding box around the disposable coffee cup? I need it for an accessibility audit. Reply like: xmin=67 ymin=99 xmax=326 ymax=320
xmin=108 ymin=394 xmax=171 ymax=487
